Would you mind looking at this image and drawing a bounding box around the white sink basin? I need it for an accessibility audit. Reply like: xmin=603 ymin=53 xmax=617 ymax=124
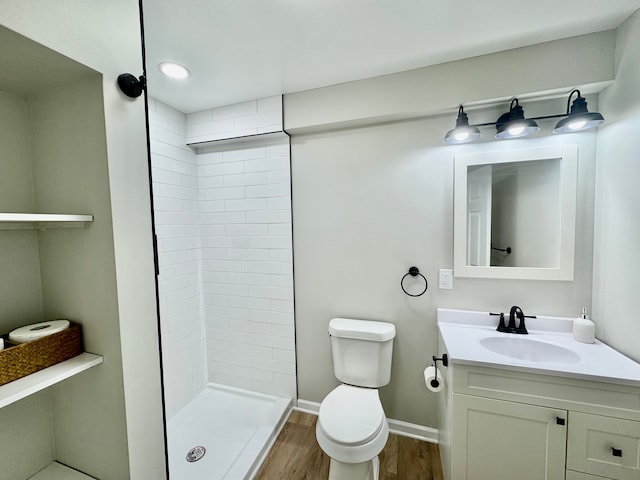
xmin=480 ymin=336 xmax=581 ymax=364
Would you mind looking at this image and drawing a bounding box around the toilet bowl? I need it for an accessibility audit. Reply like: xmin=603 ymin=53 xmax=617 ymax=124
xmin=317 ymin=318 xmax=396 ymax=480
xmin=316 ymin=386 xmax=389 ymax=480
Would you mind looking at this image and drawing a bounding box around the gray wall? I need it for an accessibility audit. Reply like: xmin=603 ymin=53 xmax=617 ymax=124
xmin=291 ymin=114 xmax=596 ymax=426
xmin=593 ymin=10 xmax=640 ymax=363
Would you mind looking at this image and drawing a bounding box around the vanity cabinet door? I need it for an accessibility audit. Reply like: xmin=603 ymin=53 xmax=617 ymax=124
xmin=451 ymin=394 xmax=567 ymax=480
xmin=567 ymin=412 xmax=640 ymax=480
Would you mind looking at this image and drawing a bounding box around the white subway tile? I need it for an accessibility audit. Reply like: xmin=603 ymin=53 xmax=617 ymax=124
xmin=267 ymin=170 xmax=290 ymax=184
xmin=269 ymin=249 xmax=293 ymax=263
xmin=199 ymin=200 xmax=225 ymax=212
xmin=273 ymin=348 xmax=296 ymax=364
xmin=245 ymin=183 xmax=290 ymax=198
xmin=268 ymin=223 xmax=292 ymax=236
xmin=226 ymin=223 xmax=268 ymax=236
xmin=207 ymin=259 xmax=248 ymax=272
xmin=248 ymin=261 xmax=292 ymax=275
xmin=187 ymin=118 xmax=235 ymax=138
xmin=210 ymin=101 xmax=257 ymax=121
xmin=152 ymin=168 xmax=183 ymax=186
xmin=210 ymin=350 xmax=251 ymax=367
xmin=186 ymin=109 xmax=213 ymax=125
xmin=160 ymin=184 xmax=198 ymax=201
xmin=224 ymin=198 xmax=268 ymax=212
xmin=250 ymin=357 xmax=295 ymax=375
xmin=210 ymin=339 xmax=271 ymax=358
xmin=222 ymin=146 xmax=266 ymax=162
xmin=227 ymin=248 xmax=269 ymax=261
xmin=271 ymin=324 xmax=295 ymax=339
xmin=211 ymin=362 xmax=273 ymax=382
xmin=251 ymin=380 xmax=295 ymax=399
xmin=248 ymin=236 xmax=292 ymax=249
xmin=250 ymin=310 xmax=294 ymax=325
xmin=204 ymin=236 xmax=233 ymax=248
xmin=251 ymin=332 xmax=293 ymax=350
xmin=151 ymin=99 xmax=185 ymax=121
xmin=228 ymin=295 xmax=271 ymax=310
xmin=223 ymin=172 xmax=267 ymax=187
xmin=246 ymin=210 xmax=291 ymax=223
xmin=199 ymin=161 xmax=244 ymax=177
xmin=234 ymin=110 xmax=281 ymax=130
xmin=199 ymin=176 xmax=225 ymax=189
xmin=266 ymin=142 xmax=290 ymax=156
xmin=202 ymin=271 xmax=228 ymax=283
xmin=273 ymin=373 xmax=296 ymax=387
xmin=204 ymin=282 xmax=249 ymax=297
xmin=158 ymin=248 xmax=200 ymax=266
xmin=271 ymin=299 xmax=295 ymax=313
xmin=244 ymin=156 xmax=289 ymax=174
xmin=201 ymin=247 xmax=227 ymax=259
xmin=197 ymin=150 xmax=224 ymax=165
xmin=249 ymin=285 xmax=293 ymax=300
xmin=162 ymin=237 xmax=200 ymax=252
xmin=154 ymin=197 xmax=183 ymax=212
xmin=210 ymin=372 xmax=253 ymax=390
xmin=199 ymin=212 xmax=246 ymax=224
xmin=225 ymin=319 xmax=271 ymax=335
xmin=267 ymin=196 xmax=291 ymax=210
xmin=203 ymin=186 xmax=245 ymax=200
xmin=257 ymin=124 xmax=282 ymax=134
xmin=209 ymin=306 xmax=251 ymax=320
xmin=200 ymin=225 xmax=227 ymax=236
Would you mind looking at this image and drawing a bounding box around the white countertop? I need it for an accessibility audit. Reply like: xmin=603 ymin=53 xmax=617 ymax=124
xmin=438 ymin=308 xmax=640 ymax=387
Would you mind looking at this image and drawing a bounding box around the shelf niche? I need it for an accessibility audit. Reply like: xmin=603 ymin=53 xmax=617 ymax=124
xmin=0 ymin=24 xmax=129 ymax=480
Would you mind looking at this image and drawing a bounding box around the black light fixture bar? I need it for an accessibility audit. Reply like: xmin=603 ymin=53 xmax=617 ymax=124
xmin=444 ymin=89 xmax=604 ymax=144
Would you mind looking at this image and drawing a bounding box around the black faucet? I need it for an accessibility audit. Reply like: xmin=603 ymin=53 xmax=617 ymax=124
xmin=490 ymin=306 xmax=531 ymax=334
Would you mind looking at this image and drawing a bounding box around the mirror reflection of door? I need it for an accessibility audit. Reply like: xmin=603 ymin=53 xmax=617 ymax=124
xmin=467 ymin=165 xmax=492 ymax=266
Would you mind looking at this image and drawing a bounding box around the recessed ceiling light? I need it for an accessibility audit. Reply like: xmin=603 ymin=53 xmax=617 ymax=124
xmin=158 ymin=62 xmax=191 ymax=79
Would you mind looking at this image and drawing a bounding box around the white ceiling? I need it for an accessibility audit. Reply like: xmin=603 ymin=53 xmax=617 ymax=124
xmin=142 ymin=0 xmax=640 ymax=114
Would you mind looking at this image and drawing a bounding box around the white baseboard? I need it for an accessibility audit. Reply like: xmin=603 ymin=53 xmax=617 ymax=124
xmin=295 ymin=399 xmax=439 ymax=444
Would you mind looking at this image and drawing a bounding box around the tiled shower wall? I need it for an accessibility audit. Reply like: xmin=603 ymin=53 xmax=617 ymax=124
xmin=187 ymin=96 xmax=296 ymax=399
xmin=149 ymin=96 xmax=296 ymax=413
xmin=148 ymin=99 xmax=207 ymax=417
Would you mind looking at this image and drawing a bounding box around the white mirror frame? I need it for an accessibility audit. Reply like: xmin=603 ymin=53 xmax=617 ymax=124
xmin=454 ymin=145 xmax=578 ymax=281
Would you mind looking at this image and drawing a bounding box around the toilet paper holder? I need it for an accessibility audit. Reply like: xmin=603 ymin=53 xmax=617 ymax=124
xmin=431 ymin=354 xmax=448 ymax=385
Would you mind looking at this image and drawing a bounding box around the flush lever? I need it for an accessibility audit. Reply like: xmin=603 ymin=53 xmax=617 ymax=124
xmin=612 ymin=447 xmax=622 ymax=457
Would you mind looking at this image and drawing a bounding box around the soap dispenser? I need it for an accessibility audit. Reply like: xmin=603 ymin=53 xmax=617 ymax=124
xmin=573 ymin=307 xmax=595 ymax=344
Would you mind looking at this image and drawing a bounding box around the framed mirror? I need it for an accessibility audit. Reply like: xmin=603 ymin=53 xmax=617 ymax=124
xmin=454 ymin=145 xmax=577 ymax=280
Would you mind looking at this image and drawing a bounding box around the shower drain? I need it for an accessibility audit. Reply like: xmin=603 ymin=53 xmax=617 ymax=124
xmin=186 ymin=446 xmax=206 ymax=463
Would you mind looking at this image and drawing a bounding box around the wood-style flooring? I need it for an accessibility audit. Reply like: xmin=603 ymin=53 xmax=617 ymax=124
xmin=255 ymin=410 xmax=444 ymax=480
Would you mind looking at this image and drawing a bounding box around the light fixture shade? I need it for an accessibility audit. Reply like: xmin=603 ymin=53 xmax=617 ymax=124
xmin=444 ymin=106 xmax=481 ymax=144
xmin=553 ymin=92 xmax=604 ymax=133
xmin=495 ymin=100 xmax=539 ymax=139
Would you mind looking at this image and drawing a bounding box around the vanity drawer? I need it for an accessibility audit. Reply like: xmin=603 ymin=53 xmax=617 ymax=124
xmin=567 ymin=412 xmax=640 ymax=480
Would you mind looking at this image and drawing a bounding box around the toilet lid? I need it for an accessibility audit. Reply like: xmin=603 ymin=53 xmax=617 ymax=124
xmin=318 ymin=385 xmax=385 ymax=446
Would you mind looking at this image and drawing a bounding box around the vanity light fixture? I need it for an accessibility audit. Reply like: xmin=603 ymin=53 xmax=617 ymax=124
xmin=444 ymin=89 xmax=605 ymax=144
xmin=553 ymin=89 xmax=605 ymax=133
xmin=158 ymin=62 xmax=191 ymax=79
xmin=444 ymin=106 xmax=481 ymax=144
xmin=495 ymin=99 xmax=539 ymax=139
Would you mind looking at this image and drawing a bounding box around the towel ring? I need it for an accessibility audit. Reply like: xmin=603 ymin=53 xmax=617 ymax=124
xmin=401 ymin=266 xmax=428 ymax=297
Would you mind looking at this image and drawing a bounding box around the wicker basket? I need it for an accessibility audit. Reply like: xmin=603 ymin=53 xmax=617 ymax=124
xmin=0 ymin=323 xmax=83 ymax=386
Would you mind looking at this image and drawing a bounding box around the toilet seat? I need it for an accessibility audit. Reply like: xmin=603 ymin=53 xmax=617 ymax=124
xmin=316 ymin=384 xmax=389 ymax=465
xmin=318 ymin=385 xmax=385 ymax=446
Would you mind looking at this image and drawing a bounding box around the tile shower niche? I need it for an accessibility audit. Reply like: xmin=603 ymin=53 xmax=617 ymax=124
xmin=0 ymin=26 xmax=129 ymax=480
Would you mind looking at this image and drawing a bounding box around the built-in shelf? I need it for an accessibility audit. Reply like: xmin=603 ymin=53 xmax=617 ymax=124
xmin=0 ymin=352 xmax=103 ymax=409
xmin=29 ymin=461 xmax=95 ymax=480
xmin=187 ymin=130 xmax=288 ymax=152
xmin=0 ymin=213 xmax=93 ymax=230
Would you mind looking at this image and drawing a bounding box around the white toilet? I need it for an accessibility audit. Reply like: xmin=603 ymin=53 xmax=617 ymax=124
xmin=316 ymin=317 xmax=396 ymax=480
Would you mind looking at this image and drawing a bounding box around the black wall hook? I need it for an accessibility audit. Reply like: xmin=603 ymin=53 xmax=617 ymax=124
xmin=401 ymin=266 xmax=428 ymax=297
xmin=118 ymin=73 xmax=146 ymax=98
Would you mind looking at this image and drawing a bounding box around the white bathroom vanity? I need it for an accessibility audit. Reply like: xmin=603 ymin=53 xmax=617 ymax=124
xmin=437 ymin=308 xmax=640 ymax=480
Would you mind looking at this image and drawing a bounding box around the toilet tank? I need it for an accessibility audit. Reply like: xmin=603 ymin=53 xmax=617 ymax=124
xmin=328 ymin=318 xmax=396 ymax=388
